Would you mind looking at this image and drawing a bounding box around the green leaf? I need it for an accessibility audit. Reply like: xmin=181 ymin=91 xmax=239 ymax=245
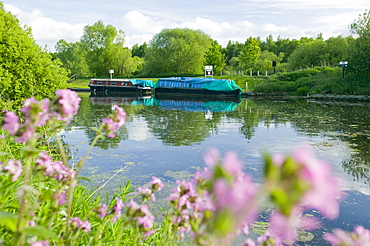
xmin=212 ymin=209 xmax=235 ymax=237
xmin=0 ymin=211 xmax=17 ymax=232
xmin=23 ymin=225 xmax=57 ymax=238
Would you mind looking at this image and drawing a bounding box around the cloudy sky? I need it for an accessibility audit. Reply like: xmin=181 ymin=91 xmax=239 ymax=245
xmin=3 ymin=0 xmax=369 ymax=51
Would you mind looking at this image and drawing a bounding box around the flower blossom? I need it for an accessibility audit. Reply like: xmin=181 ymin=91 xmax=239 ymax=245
xmin=2 ymin=111 xmax=20 ymax=135
xmin=54 ymin=89 xmax=81 ymax=124
xmin=324 ymin=226 xmax=370 ymax=245
xmin=112 ymin=197 xmax=124 ymax=223
xmin=30 ymin=240 xmax=50 ymax=246
xmin=101 ymin=105 xmax=126 ymax=138
xmin=95 ymin=203 xmax=108 ymax=218
xmin=36 ymin=151 xmax=75 ymax=181
xmin=2 ymin=159 xmax=23 ymax=181
xmin=69 ymin=217 xmax=91 ymax=232
xmin=126 ymin=199 xmax=155 ymax=233
xmin=150 ymin=176 xmax=164 ymax=192
xmin=293 ymin=146 xmax=342 ymax=219
xmin=138 ymin=186 xmax=155 ymax=201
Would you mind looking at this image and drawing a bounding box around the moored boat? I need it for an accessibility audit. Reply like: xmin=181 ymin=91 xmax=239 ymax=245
xmin=89 ymin=78 xmax=155 ymax=95
xmin=154 ymin=77 xmax=242 ymax=99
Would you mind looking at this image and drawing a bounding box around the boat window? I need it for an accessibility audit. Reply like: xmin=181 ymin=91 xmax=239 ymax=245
xmin=111 ymin=82 xmax=116 ymax=85
xmin=97 ymin=81 xmax=102 ymax=84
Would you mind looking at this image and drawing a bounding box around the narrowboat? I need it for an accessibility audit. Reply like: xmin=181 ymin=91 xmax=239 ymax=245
xmin=154 ymin=77 xmax=242 ymax=99
xmin=89 ymin=78 xmax=155 ymax=95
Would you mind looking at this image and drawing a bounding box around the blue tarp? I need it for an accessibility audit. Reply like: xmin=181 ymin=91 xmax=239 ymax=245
xmin=129 ymin=79 xmax=155 ymax=88
xmin=155 ymin=77 xmax=241 ymax=92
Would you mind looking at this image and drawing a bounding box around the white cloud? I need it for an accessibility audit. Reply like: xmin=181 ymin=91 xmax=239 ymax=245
xmin=4 ymin=3 xmax=85 ymax=50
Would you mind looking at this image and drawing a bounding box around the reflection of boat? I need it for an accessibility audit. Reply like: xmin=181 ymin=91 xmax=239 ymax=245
xmin=89 ymin=79 xmax=155 ymax=95
xmin=154 ymin=98 xmax=241 ymax=112
xmin=154 ymin=77 xmax=242 ymax=98
xmin=89 ymin=94 xmax=152 ymax=105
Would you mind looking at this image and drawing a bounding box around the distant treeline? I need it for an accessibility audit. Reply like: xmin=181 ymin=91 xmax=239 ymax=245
xmin=53 ymin=9 xmax=370 ymax=79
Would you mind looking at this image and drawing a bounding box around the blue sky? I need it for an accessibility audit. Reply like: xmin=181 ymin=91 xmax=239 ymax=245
xmin=3 ymin=0 xmax=369 ymax=51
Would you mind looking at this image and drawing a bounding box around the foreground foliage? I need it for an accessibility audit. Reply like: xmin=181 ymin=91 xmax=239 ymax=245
xmin=1 ymin=90 xmax=370 ymax=245
xmin=0 ymin=3 xmax=68 ymax=111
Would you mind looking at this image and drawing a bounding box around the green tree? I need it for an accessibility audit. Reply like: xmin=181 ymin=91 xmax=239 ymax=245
xmin=144 ymin=28 xmax=212 ymax=75
xmin=252 ymin=50 xmax=283 ymax=73
xmin=80 ymin=20 xmax=118 ymax=76
xmin=238 ymin=37 xmax=261 ymax=71
xmin=131 ymin=42 xmax=148 ymax=58
xmin=54 ymin=39 xmax=89 ymax=77
xmin=346 ymin=9 xmax=370 ymax=75
xmin=204 ymin=40 xmax=226 ymax=75
xmin=0 ymin=3 xmax=68 ymax=109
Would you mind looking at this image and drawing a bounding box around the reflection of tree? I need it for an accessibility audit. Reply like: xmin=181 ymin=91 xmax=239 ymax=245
xmin=141 ymin=106 xmax=222 ymax=146
xmin=227 ymin=100 xmax=259 ymax=139
xmin=240 ymin=99 xmax=370 ymax=186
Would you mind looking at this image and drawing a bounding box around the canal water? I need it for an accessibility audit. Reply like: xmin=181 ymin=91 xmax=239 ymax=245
xmin=63 ymin=93 xmax=370 ymax=244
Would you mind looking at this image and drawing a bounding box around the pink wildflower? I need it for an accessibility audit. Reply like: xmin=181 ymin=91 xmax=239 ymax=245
xmin=137 ymin=204 xmax=155 ymax=229
xmin=69 ymin=217 xmax=91 ymax=232
xmin=36 ymin=151 xmax=75 ymax=181
xmin=138 ymin=186 xmax=155 ymax=201
xmin=293 ymin=146 xmax=342 ymax=219
xmin=112 ymin=197 xmax=124 ymax=223
xmin=268 ymin=207 xmax=318 ymax=242
xmin=21 ymin=97 xmax=50 ymax=127
xmin=2 ymin=159 xmax=23 ymax=182
xmin=222 ymin=151 xmax=243 ymax=177
xmin=54 ymin=189 xmax=67 ymax=205
xmin=14 ymin=125 xmax=36 ymax=143
xmin=324 ymin=226 xmax=370 ymax=245
xmin=54 ymin=89 xmax=81 ymax=124
xmin=101 ymin=105 xmax=126 ymax=138
xmin=94 ymin=203 xmax=108 ymax=218
xmin=150 ymin=176 xmax=164 ymax=192
xmin=2 ymin=111 xmax=20 ymax=135
xmin=203 ymin=148 xmax=220 ymax=168
xmin=31 ymin=240 xmax=49 ymax=246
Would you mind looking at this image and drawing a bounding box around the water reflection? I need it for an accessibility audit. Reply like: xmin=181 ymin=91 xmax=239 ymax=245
xmin=65 ymin=93 xmax=370 ymax=244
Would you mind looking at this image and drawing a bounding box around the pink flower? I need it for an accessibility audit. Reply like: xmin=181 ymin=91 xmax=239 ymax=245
xmin=14 ymin=125 xmax=36 ymax=143
xmin=150 ymin=176 xmax=164 ymax=192
xmin=268 ymin=207 xmax=318 ymax=242
xmin=137 ymin=204 xmax=155 ymax=229
xmin=21 ymin=97 xmax=50 ymax=127
xmin=138 ymin=186 xmax=155 ymax=201
xmin=324 ymin=226 xmax=370 ymax=245
xmin=222 ymin=151 xmax=243 ymax=177
xmin=101 ymin=105 xmax=126 ymax=138
xmin=2 ymin=159 xmax=23 ymax=181
xmin=31 ymin=240 xmax=49 ymax=246
xmin=36 ymin=151 xmax=75 ymax=181
xmin=54 ymin=89 xmax=81 ymax=124
xmin=203 ymin=148 xmax=220 ymax=168
xmin=54 ymin=190 xmax=67 ymax=205
xmin=112 ymin=197 xmax=124 ymax=223
xmin=2 ymin=111 xmax=20 ymax=135
xmin=69 ymin=217 xmax=91 ymax=232
xmin=293 ymin=146 xmax=342 ymax=219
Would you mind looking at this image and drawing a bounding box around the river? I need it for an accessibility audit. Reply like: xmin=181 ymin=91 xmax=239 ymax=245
xmin=62 ymin=93 xmax=370 ymax=245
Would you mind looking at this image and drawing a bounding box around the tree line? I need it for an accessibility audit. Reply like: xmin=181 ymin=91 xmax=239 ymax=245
xmin=53 ymin=9 xmax=370 ymax=78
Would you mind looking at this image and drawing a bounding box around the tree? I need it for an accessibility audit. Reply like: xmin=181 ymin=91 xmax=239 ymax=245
xmin=350 ymin=9 xmax=370 ymax=38
xmin=0 ymin=3 xmax=68 ymax=109
xmin=80 ymin=20 xmax=118 ymax=76
xmin=144 ymin=28 xmax=212 ymax=75
xmin=252 ymin=50 xmax=283 ymax=73
xmin=54 ymin=39 xmax=89 ymax=77
xmin=238 ymin=37 xmax=261 ymax=71
xmin=204 ymin=40 xmax=226 ymax=75
xmin=131 ymin=42 xmax=148 ymax=58
xmin=346 ymin=9 xmax=370 ymax=75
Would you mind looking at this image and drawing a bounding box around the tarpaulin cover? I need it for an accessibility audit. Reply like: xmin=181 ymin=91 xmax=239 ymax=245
xmin=129 ymin=79 xmax=155 ymax=88
xmin=156 ymin=77 xmax=241 ymax=92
